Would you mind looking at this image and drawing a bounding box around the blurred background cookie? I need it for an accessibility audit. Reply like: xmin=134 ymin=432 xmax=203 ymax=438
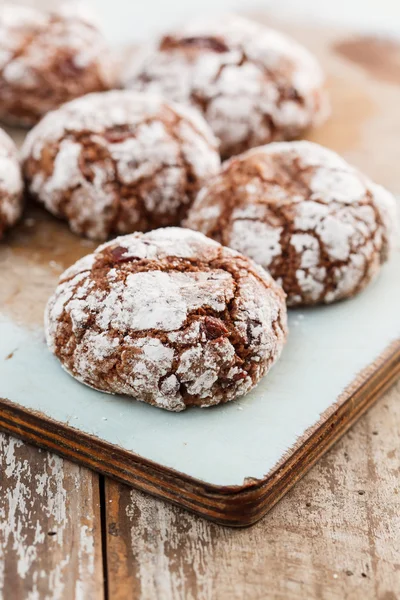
xmin=0 ymin=128 xmax=23 ymax=238
xmin=0 ymin=2 xmax=114 ymax=126
xmin=186 ymin=141 xmax=397 ymax=305
xmin=122 ymin=14 xmax=329 ymax=158
xmin=22 ymin=90 xmax=220 ymax=240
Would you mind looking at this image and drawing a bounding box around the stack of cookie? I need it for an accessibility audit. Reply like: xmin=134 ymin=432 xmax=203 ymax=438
xmin=0 ymin=4 xmax=396 ymax=411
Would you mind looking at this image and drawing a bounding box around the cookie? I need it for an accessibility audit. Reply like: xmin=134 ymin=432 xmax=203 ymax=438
xmin=45 ymin=227 xmax=288 ymax=411
xmin=0 ymin=128 xmax=23 ymax=238
xmin=185 ymin=141 xmax=397 ymax=305
xmin=0 ymin=3 xmax=114 ymax=126
xmin=122 ymin=14 xmax=329 ymax=158
xmin=22 ymin=90 xmax=220 ymax=240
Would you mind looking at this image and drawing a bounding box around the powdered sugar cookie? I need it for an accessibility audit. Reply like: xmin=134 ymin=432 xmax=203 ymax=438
xmin=185 ymin=141 xmax=397 ymax=305
xmin=45 ymin=227 xmax=287 ymax=410
xmin=122 ymin=15 xmax=329 ymax=158
xmin=0 ymin=3 xmax=114 ymax=126
xmin=22 ymin=90 xmax=220 ymax=240
xmin=0 ymin=128 xmax=23 ymax=238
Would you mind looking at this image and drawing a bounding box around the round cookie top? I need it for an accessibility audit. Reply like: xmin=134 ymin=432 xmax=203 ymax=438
xmin=122 ymin=14 xmax=329 ymax=158
xmin=185 ymin=141 xmax=397 ymax=305
xmin=22 ymin=90 xmax=221 ymax=240
xmin=45 ymin=227 xmax=287 ymax=411
xmin=0 ymin=128 xmax=23 ymax=238
xmin=0 ymin=2 xmax=114 ymax=125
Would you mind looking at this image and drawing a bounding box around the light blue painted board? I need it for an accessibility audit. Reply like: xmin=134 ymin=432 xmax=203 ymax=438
xmin=1 ymin=247 xmax=399 ymax=486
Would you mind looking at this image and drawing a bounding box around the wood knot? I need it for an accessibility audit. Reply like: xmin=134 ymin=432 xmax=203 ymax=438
xmin=108 ymin=522 xmax=119 ymax=537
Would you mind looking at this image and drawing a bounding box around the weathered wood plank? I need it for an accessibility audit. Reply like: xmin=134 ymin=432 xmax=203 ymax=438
xmin=0 ymin=433 xmax=104 ymax=600
xmin=104 ymin=381 xmax=400 ymax=600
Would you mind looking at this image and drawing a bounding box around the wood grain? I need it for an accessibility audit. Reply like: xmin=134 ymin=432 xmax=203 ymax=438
xmin=104 ymin=379 xmax=400 ymax=600
xmin=0 ymin=433 xmax=104 ymax=600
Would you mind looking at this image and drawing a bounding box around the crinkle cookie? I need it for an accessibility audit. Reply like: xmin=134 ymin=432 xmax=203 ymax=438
xmin=45 ymin=228 xmax=288 ymax=411
xmin=122 ymin=14 xmax=329 ymax=158
xmin=0 ymin=3 xmax=114 ymax=126
xmin=0 ymin=128 xmax=23 ymax=238
xmin=22 ymin=91 xmax=221 ymax=240
xmin=185 ymin=141 xmax=397 ymax=305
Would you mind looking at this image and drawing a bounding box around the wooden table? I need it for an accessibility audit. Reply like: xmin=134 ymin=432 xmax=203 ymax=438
xmin=1 ymin=380 xmax=399 ymax=599
xmin=1 ymin=9 xmax=400 ymax=600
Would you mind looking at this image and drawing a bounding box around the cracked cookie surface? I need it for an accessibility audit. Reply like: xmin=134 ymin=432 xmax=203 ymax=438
xmin=0 ymin=3 xmax=114 ymax=126
xmin=122 ymin=14 xmax=329 ymax=158
xmin=0 ymin=128 xmax=23 ymax=238
xmin=185 ymin=141 xmax=397 ymax=305
xmin=45 ymin=227 xmax=288 ymax=411
xmin=22 ymin=90 xmax=221 ymax=240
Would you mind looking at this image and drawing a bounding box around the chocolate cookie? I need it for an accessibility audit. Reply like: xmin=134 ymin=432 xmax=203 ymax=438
xmin=185 ymin=141 xmax=397 ymax=305
xmin=122 ymin=15 xmax=329 ymax=158
xmin=45 ymin=228 xmax=287 ymax=411
xmin=22 ymin=91 xmax=220 ymax=240
xmin=0 ymin=3 xmax=114 ymax=126
xmin=0 ymin=128 xmax=23 ymax=238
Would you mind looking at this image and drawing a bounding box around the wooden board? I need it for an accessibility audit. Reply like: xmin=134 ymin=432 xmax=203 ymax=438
xmin=0 ymin=432 xmax=104 ymax=600
xmin=104 ymin=378 xmax=400 ymax=599
xmin=1 ymin=21 xmax=400 ymax=527
xmin=1 ymin=250 xmax=399 ymax=526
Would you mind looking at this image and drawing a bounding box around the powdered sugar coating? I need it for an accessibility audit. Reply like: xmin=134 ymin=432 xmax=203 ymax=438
xmin=22 ymin=91 xmax=221 ymax=240
xmin=122 ymin=14 xmax=329 ymax=157
xmin=0 ymin=3 xmax=114 ymax=126
xmin=0 ymin=128 xmax=23 ymax=237
xmin=45 ymin=227 xmax=287 ymax=411
xmin=186 ymin=141 xmax=398 ymax=305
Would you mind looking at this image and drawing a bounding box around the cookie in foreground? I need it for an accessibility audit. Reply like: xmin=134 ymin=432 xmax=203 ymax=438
xmin=45 ymin=228 xmax=288 ymax=411
xmin=22 ymin=90 xmax=221 ymax=240
xmin=122 ymin=14 xmax=329 ymax=158
xmin=185 ymin=141 xmax=397 ymax=305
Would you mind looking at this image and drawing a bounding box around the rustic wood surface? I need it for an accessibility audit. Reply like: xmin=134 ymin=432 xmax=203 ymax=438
xmin=1 ymin=9 xmax=400 ymax=599
xmin=0 ymin=433 xmax=104 ymax=600
xmin=104 ymin=380 xmax=400 ymax=600
xmin=2 ymin=381 xmax=399 ymax=599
